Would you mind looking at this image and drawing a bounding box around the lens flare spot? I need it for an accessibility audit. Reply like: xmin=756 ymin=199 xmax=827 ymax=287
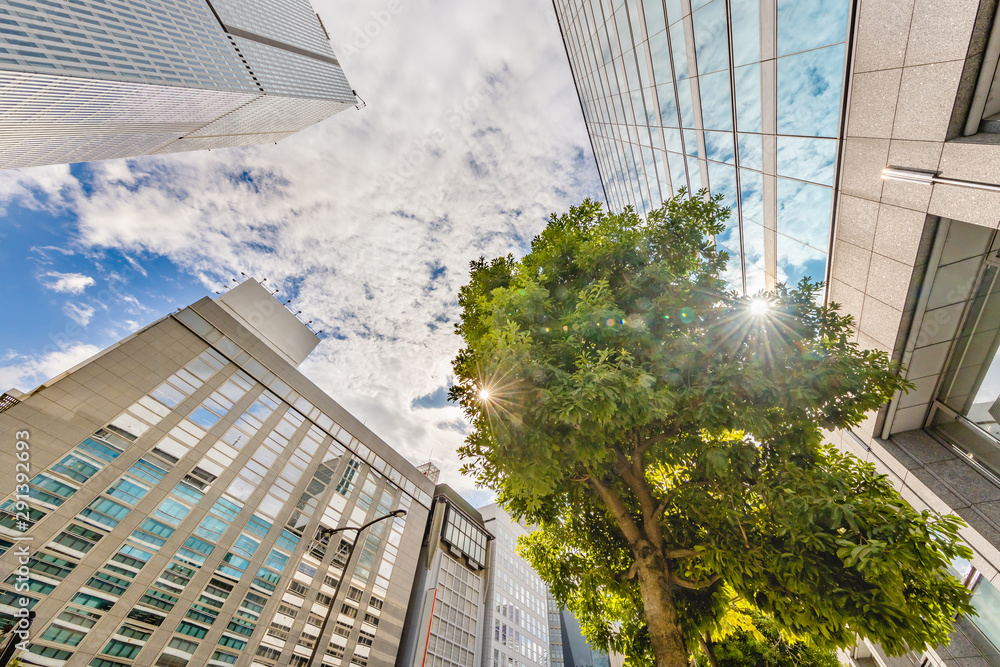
xmin=679 ymin=307 xmax=694 ymax=322
xmin=606 ymin=318 xmax=615 ymax=326
xmin=750 ymin=299 xmax=770 ymax=315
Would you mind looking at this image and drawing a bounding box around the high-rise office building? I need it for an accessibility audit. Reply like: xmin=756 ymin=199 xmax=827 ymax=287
xmin=554 ymin=0 xmax=851 ymax=294
xmin=478 ymin=504 xmax=550 ymax=667
xmin=0 ymin=0 xmax=356 ymax=169
xmin=545 ymin=595 xmax=564 ymax=667
xmin=396 ymin=485 xmax=491 ymax=667
xmin=0 ymin=279 xmax=434 ymax=667
xmin=556 ymin=0 xmax=1000 ymax=663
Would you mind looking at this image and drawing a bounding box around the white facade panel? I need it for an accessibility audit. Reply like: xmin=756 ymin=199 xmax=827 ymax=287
xmin=0 ymin=0 xmax=354 ymax=168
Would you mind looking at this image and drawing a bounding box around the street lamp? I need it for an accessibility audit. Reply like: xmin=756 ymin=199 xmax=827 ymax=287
xmin=306 ymin=509 xmax=407 ymax=667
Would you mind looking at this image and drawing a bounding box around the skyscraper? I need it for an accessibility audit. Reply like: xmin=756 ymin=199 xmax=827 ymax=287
xmin=0 ymin=0 xmax=356 ymax=169
xmin=0 ymin=279 xmax=433 ymax=667
xmin=557 ymin=0 xmax=1000 ymax=662
xmin=553 ymin=0 xmax=851 ymax=294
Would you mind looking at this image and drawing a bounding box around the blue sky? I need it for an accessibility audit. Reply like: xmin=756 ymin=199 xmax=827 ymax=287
xmin=0 ymin=0 xmax=602 ymax=505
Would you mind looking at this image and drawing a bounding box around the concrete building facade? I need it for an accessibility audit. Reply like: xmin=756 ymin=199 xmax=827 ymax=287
xmin=0 ymin=0 xmax=356 ymax=169
xmin=0 ymin=279 xmax=434 ymax=667
xmin=478 ymin=505 xmax=550 ymax=667
xmin=555 ymin=0 xmax=1000 ymax=662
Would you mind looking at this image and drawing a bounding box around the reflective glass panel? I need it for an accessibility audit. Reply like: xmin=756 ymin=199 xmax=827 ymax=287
xmin=693 ymin=0 xmax=729 ymax=74
xmin=641 ymin=145 xmax=659 ymax=198
xmin=665 ymin=0 xmax=683 ymax=24
xmin=635 ymin=46 xmax=653 ymax=90
xmin=777 ymin=44 xmax=845 ymax=137
xmin=777 ymin=235 xmax=826 ymax=289
xmin=699 ymin=70 xmax=733 ymax=131
xmin=935 ymin=230 xmax=1000 ymax=456
xmin=649 ymin=31 xmax=673 ymax=83
xmin=739 ymin=168 xmax=764 ymax=223
xmin=731 ymin=0 xmax=761 ymax=66
xmin=663 ymin=128 xmax=683 ymax=152
xmin=705 ymin=131 xmax=735 ymax=164
xmin=677 ymin=81 xmax=696 ymax=127
xmin=658 ymin=85 xmax=679 ymax=127
xmin=615 ymin=5 xmax=633 ymax=52
xmin=642 ymin=0 xmax=667 ymax=36
xmin=667 ymin=152 xmax=688 ymax=191
xmin=683 ymin=129 xmax=700 ymax=157
xmin=776 ymin=177 xmax=833 ymax=251
xmin=743 ymin=221 xmax=767 ymax=293
xmin=624 ymin=53 xmax=641 ymax=92
xmin=643 ymin=87 xmax=659 ymax=125
xmin=707 ymin=162 xmax=738 ymax=212
xmin=654 ymin=149 xmax=672 ymax=197
xmin=737 ymin=133 xmax=763 ymax=171
xmin=687 ymin=156 xmax=703 ymax=191
xmin=670 ymin=22 xmax=689 ymax=79
xmin=776 ymin=136 xmax=837 ymax=186
xmin=969 ymin=576 xmax=1000 ymax=649
xmin=598 ymin=21 xmax=613 ymax=63
xmin=777 ymin=0 xmax=850 ymax=56
xmin=734 ymin=64 xmax=762 ymax=132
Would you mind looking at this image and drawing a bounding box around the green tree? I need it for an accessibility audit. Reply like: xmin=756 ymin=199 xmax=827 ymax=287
xmin=450 ymin=195 xmax=973 ymax=666
xmin=693 ymin=609 xmax=841 ymax=667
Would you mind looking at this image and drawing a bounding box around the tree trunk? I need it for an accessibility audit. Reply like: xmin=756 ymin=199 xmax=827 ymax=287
xmin=634 ymin=544 xmax=689 ymax=667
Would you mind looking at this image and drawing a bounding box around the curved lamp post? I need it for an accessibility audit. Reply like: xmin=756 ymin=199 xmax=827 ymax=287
xmin=306 ymin=509 xmax=407 ymax=667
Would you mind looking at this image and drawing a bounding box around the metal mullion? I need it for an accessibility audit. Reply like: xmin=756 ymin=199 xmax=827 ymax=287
xmin=628 ymin=0 xmax=663 ymax=205
xmin=659 ymin=5 xmax=691 ymax=195
xmin=680 ymin=4 xmax=709 ymax=193
xmin=635 ymin=0 xmax=676 ymax=205
xmin=824 ymin=0 xmax=860 ymax=306
xmin=723 ymin=0 xmax=746 ymax=295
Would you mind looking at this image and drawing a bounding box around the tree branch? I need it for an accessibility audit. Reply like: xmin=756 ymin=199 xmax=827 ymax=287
xmin=636 ymin=430 xmax=671 ymax=461
xmin=587 ymin=475 xmax=643 ymax=546
xmin=663 ymin=548 xmax=702 ymax=559
xmin=670 ymin=573 xmax=721 ymax=590
xmin=615 ymin=561 xmax=639 ymax=582
xmin=615 ymin=449 xmax=667 ymax=553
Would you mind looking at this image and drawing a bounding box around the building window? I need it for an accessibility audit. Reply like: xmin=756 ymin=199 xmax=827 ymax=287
xmin=931 ymin=226 xmax=1000 ymax=477
xmin=441 ymin=505 xmax=488 ymax=565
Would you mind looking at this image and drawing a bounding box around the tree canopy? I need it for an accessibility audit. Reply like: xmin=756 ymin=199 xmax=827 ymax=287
xmin=449 ymin=195 xmax=973 ymax=666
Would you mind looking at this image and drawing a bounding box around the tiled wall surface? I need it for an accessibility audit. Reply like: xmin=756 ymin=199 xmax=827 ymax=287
xmin=830 ymin=0 xmax=1000 ymax=630
xmin=831 ymin=0 xmax=999 ymax=367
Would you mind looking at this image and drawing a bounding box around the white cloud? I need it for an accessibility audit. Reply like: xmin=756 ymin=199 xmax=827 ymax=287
xmin=41 ymin=271 xmax=96 ymax=294
xmin=63 ymin=302 xmax=96 ymax=326
xmin=0 ymin=0 xmax=601 ymax=503
xmin=0 ymin=343 xmax=101 ymax=393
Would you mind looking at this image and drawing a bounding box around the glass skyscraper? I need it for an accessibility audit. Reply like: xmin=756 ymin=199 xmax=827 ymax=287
xmin=0 ymin=280 xmax=433 ymax=667
xmin=0 ymin=0 xmax=356 ymax=169
xmin=554 ymin=0 xmax=851 ymax=294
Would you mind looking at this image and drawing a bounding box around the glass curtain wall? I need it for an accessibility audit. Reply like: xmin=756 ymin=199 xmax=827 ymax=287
xmin=554 ymin=0 xmax=851 ymax=294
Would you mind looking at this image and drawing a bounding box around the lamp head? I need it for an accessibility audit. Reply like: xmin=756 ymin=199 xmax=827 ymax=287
xmin=391 ymin=509 xmax=407 ymax=518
